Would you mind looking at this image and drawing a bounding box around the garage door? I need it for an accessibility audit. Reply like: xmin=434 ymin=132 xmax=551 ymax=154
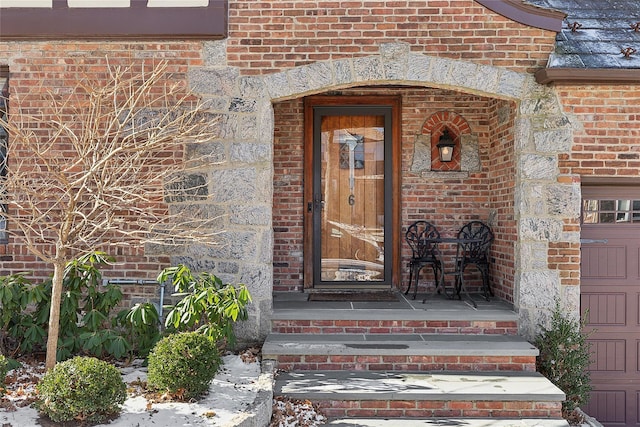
xmin=581 ymin=186 xmax=640 ymax=427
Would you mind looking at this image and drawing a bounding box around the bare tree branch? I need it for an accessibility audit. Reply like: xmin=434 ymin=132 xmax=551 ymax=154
xmin=0 ymin=61 xmax=221 ymax=369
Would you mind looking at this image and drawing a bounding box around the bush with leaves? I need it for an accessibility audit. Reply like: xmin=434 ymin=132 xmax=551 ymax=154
xmin=0 ymin=273 xmax=48 ymax=356
xmin=35 ymin=356 xmax=126 ymax=423
xmin=147 ymin=332 xmax=221 ymax=400
xmin=0 ymin=354 xmax=7 ymax=396
xmin=116 ymin=301 xmax=161 ymax=358
xmin=50 ymin=252 xmax=130 ymax=360
xmin=535 ymin=300 xmax=593 ymax=414
xmin=160 ymin=265 xmax=251 ymax=348
xmin=0 ymin=252 xmax=130 ymax=361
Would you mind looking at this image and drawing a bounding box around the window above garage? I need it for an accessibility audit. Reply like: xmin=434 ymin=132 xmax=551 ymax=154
xmin=0 ymin=0 xmax=227 ymax=39
xmin=583 ymin=199 xmax=640 ymax=224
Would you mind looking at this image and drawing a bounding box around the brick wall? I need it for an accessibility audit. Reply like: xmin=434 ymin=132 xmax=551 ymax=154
xmin=550 ymin=84 xmax=640 ymax=289
xmin=227 ymin=0 xmax=556 ymax=75
xmin=273 ymin=87 xmax=516 ymax=301
xmin=486 ymin=98 xmax=517 ymax=300
xmin=556 ymin=84 xmax=640 ymax=176
xmin=273 ymin=100 xmax=306 ymax=291
xmin=0 ymin=41 xmax=203 ymax=305
xmin=0 ymin=1 xmax=566 ymax=310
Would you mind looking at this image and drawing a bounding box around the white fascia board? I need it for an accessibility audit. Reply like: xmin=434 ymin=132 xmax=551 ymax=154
xmin=0 ymin=0 xmax=52 ymax=7
xmin=147 ymin=0 xmax=208 ymax=6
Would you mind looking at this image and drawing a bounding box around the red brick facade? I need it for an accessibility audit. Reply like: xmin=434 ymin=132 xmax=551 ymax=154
xmin=0 ymin=43 xmax=203 ymax=286
xmin=227 ymin=0 xmax=556 ymax=75
xmin=1 ymin=0 xmax=639 ymax=339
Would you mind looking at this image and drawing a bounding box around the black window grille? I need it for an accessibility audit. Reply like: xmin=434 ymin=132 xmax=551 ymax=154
xmin=582 ymin=199 xmax=640 ymax=224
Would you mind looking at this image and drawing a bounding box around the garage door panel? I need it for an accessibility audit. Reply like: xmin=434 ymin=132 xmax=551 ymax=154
xmin=584 ymin=389 xmax=627 ymax=425
xmin=582 ymin=292 xmax=627 ymax=325
xmin=589 ymin=339 xmax=626 ymax=372
xmin=581 ymin=189 xmax=640 ymax=427
xmin=582 ymin=246 xmax=627 ymax=278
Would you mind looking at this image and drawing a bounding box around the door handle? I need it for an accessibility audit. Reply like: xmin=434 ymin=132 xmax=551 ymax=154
xmin=308 ymin=197 xmax=324 ymax=212
xmin=580 ymin=239 xmax=608 ymax=244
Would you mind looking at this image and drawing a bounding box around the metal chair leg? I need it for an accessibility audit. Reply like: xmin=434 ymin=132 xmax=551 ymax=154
xmin=412 ymin=265 xmax=421 ymax=300
xmin=480 ymin=265 xmax=492 ymax=301
xmin=404 ymin=261 xmax=414 ymax=296
xmin=455 ymin=263 xmax=477 ymax=308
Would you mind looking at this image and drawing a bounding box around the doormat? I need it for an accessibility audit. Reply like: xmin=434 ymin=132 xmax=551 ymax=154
xmin=307 ymin=292 xmax=399 ymax=302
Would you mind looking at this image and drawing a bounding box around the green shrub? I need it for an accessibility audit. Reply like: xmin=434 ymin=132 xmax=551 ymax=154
xmin=0 ymin=252 xmax=131 ymax=361
xmin=35 ymin=356 xmax=126 ymax=423
xmin=160 ymin=264 xmax=251 ymax=348
xmin=117 ymin=301 xmax=161 ymax=358
xmin=0 ymin=354 xmax=7 ymax=396
xmin=535 ymin=300 xmax=593 ymax=414
xmin=147 ymin=332 xmax=221 ymax=400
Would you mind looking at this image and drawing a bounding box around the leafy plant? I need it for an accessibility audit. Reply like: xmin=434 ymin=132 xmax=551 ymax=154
xmin=535 ymin=300 xmax=593 ymax=414
xmin=35 ymin=356 xmax=126 ymax=423
xmin=0 ymin=354 xmax=7 ymax=396
xmin=117 ymin=301 xmax=161 ymax=358
xmin=39 ymin=252 xmax=130 ymax=361
xmin=0 ymin=252 xmax=132 ymax=361
xmin=0 ymin=273 xmax=47 ymax=356
xmin=160 ymin=265 xmax=251 ymax=348
xmin=147 ymin=332 xmax=221 ymax=399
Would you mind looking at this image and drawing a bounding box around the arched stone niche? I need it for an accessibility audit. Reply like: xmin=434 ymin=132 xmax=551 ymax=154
xmin=411 ymin=111 xmax=480 ymax=178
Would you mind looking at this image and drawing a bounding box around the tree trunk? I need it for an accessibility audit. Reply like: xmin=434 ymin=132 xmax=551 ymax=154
xmin=45 ymin=261 xmax=65 ymax=370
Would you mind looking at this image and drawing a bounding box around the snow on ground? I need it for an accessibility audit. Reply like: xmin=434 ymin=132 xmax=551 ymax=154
xmin=1 ymin=352 xmax=265 ymax=427
xmin=1 ymin=349 xmax=328 ymax=427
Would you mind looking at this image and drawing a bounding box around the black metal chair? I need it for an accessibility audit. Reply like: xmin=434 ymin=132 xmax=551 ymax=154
xmin=405 ymin=221 xmax=442 ymax=300
xmin=454 ymin=221 xmax=494 ymax=302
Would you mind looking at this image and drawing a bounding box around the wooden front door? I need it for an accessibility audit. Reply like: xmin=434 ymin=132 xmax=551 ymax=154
xmin=581 ymin=186 xmax=640 ymax=427
xmin=303 ymin=96 xmax=401 ymax=289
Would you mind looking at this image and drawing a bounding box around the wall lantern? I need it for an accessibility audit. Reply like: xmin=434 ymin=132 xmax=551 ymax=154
xmin=437 ymin=129 xmax=455 ymax=162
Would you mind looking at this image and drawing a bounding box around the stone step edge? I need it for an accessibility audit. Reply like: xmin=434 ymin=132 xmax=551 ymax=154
xmin=323 ymin=418 xmax=570 ymax=427
xmin=271 ymin=309 xmax=518 ymax=322
xmin=274 ymin=370 xmax=565 ymax=402
xmin=263 ymin=333 xmax=538 ymax=357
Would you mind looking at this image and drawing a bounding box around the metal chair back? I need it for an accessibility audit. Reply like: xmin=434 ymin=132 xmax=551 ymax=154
xmin=404 ymin=221 xmax=442 ymax=299
xmin=406 ymin=220 xmax=440 ymax=261
xmin=457 ymin=221 xmax=493 ymax=263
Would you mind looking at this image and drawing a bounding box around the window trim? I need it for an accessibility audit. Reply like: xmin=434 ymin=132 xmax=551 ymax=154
xmin=0 ymin=0 xmax=227 ymax=40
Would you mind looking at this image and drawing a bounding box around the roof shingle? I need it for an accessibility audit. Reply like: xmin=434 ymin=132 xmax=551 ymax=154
xmin=526 ymin=0 xmax=640 ymax=69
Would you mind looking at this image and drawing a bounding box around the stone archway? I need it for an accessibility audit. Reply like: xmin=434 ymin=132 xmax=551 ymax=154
xmin=190 ymin=41 xmax=579 ymax=341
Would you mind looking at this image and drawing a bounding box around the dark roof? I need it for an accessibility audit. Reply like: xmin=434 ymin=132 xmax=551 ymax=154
xmin=526 ymin=0 xmax=640 ymax=69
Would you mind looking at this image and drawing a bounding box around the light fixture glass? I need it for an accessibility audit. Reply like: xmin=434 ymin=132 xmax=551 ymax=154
xmin=437 ymin=129 xmax=455 ymax=162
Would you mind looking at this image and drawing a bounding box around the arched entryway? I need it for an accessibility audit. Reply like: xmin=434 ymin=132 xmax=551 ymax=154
xmin=185 ymin=41 xmax=578 ymax=341
xmin=262 ymin=42 xmax=578 ymax=338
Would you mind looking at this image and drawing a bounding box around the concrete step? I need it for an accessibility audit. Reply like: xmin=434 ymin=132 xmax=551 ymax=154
xmin=263 ymin=333 xmax=538 ymax=371
xmin=272 ymin=291 xmax=519 ymax=335
xmin=274 ymin=370 xmax=565 ymax=419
